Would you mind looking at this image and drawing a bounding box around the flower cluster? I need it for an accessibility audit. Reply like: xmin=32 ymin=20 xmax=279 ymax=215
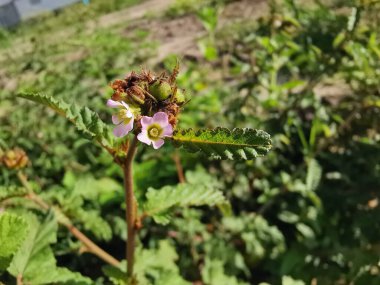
xmin=107 ymin=68 xmax=185 ymax=149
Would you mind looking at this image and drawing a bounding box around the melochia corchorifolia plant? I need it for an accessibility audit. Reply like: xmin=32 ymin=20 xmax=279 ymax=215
xmin=16 ymin=66 xmax=272 ymax=284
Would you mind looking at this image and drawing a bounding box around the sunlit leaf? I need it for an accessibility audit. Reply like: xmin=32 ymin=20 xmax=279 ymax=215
xmin=17 ymin=92 xmax=113 ymax=148
xmin=0 ymin=213 xmax=28 ymax=271
xmin=170 ymin=127 xmax=271 ymax=160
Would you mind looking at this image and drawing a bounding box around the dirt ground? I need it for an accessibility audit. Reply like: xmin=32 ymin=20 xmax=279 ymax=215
xmin=1 ymin=0 xmax=348 ymax=100
xmin=143 ymin=0 xmax=268 ymax=63
xmin=0 ymin=0 xmax=269 ymax=63
xmin=0 ymin=0 xmax=270 ymax=92
xmin=1 ymin=0 xmax=346 ymax=100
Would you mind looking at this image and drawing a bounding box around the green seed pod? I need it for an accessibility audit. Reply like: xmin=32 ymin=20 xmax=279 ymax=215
xmin=174 ymin=88 xmax=186 ymax=103
xmin=149 ymin=81 xmax=172 ymax=101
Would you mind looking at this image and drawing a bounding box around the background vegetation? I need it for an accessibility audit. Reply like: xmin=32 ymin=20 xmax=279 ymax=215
xmin=0 ymin=0 xmax=379 ymax=284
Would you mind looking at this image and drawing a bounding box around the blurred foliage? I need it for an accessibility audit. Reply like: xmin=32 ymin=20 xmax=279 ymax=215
xmin=1 ymin=0 xmax=380 ymax=284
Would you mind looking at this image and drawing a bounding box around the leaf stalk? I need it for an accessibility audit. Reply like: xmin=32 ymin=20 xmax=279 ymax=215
xmin=16 ymin=172 xmax=120 ymax=267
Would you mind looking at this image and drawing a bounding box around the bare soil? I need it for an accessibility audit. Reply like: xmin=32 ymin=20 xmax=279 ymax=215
xmin=0 ymin=0 xmax=270 ymax=63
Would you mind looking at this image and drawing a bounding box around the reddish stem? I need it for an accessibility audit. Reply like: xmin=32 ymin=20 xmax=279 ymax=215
xmin=123 ymin=136 xmax=138 ymax=279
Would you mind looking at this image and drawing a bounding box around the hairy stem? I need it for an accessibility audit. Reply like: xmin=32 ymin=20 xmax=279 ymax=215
xmin=123 ymin=136 xmax=138 ymax=279
xmin=17 ymin=172 xmax=120 ymax=267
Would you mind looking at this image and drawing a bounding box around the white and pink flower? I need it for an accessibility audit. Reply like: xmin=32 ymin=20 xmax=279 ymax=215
xmin=107 ymin=99 xmax=134 ymax=137
xmin=137 ymin=112 xmax=173 ymax=149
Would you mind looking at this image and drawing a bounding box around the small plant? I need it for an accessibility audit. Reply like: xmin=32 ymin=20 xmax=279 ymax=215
xmin=3 ymin=65 xmax=271 ymax=284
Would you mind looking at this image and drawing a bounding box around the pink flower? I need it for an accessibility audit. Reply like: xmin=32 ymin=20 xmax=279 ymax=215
xmin=107 ymin=99 xmax=134 ymax=137
xmin=137 ymin=112 xmax=173 ymax=149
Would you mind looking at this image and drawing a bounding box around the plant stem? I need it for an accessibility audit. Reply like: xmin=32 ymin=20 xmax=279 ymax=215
xmin=123 ymin=136 xmax=138 ymax=279
xmin=17 ymin=172 xmax=120 ymax=267
xmin=16 ymin=274 xmax=23 ymax=285
xmin=172 ymin=151 xmax=185 ymax=183
xmin=67 ymin=225 xmax=120 ymax=266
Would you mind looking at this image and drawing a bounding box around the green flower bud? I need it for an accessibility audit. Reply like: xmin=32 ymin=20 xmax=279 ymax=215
xmin=149 ymin=81 xmax=172 ymax=101
xmin=174 ymin=88 xmax=186 ymax=103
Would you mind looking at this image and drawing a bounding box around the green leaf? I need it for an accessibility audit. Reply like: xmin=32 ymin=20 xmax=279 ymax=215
xmin=71 ymin=175 xmax=122 ymax=201
xmin=0 ymin=213 xmax=29 ymax=271
xmin=102 ymin=263 xmax=127 ymax=285
xmin=201 ymin=258 xmax=249 ymax=285
xmin=143 ymin=172 xmax=227 ymax=225
xmin=0 ymin=186 xmax=28 ymax=201
xmin=333 ymin=32 xmax=346 ymax=48
xmin=74 ymin=209 xmax=112 ymax=241
xmin=136 ymin=240 xmax=190 ymax=285
xmin=170 ymin=127 xmax=271 ymax=160
xmin=50 ymin=268 xmax=93 ymax=285
xmin=8 ymin=212 xmax=57 ymax=278
xmin=103 ymin=241 xmax=190 ymax=285
xmin=17 ymin=92 xmax=112 ymax=148
xmin=223 ymin=214 xmax=285 ymax=260
xmin=7 ymin=211 xmax=91 ymax=284
xmin=296 ymin=223 xmax=315 ymax=240
xmin=306 ymin=159 xmax=322 ymax=191
xmin=282 ymin=276 xmax=305 ymax=285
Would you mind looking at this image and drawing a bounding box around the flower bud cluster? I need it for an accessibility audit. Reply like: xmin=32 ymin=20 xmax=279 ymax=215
xmin=107 ymin=67 xmax=186 ymax=149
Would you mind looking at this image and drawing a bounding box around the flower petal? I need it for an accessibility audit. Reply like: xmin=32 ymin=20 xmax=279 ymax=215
xmin=141 ymin=116 xmax=153 ymax=128
xmin=152 ymin=112 xmax=169 ymax=127
xmin=125 ymin=109 xmax=133 ymax=118
xmin=113 ymin=124 xmax=129 ymax=137
xmin=152 ymin=139 xmax=165 ymax=149
xmin=137 ymin=131 xmax=152 ymax=145
xmin=125 ymin=117 xmax=134 ymax=132
xmin=162 ymin=124 xmax=173 ymax=137
xmin=107 ymin=99 xmax=123 ymax=108
xmin=113 ymin=118 xmax=134 ymax=137
xmin=121 ymin=101 xmax=131 ymax=110
xmin=112 ymin=114 xmax=122 ymax=125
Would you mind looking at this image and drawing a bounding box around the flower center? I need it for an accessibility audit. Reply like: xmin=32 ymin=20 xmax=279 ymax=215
xmin=118 ymin=109 xmax=132 ymax=124
xmin=118 ymin=109 xmax=129 ymax=119
xmin=149 ymin=128 xmax=159 ymax=137
xmin=147 ymin=124 xmax=163 ymax=140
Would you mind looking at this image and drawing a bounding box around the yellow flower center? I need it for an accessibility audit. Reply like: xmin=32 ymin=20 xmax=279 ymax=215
xmin=147 ymin=124 xmax=163 ymax=140
xmin=118 ymin=109 xmax=128 ymax=118
xmin=149 ymin=128 xmax=159 ymax=137
xmin=118 ymin=109 xmax=132 ymax=124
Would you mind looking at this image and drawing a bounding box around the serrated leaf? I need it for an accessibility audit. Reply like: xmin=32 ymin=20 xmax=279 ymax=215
xmin=170 ymin=127 xmax=271 ymax=160
xmin=135 ymin=240 xmax=190 ymax=285
xmin=223 ymin=215 xmax=285 ymax=260
xmin=0 ymin=186 xmax=28 ymax=201
xmin=8 ymin=212 xmax=57 ymax=277
xmin=71 ymin=175 xmax=122 ymax=200
xmin=7 ymin=211 xmax=91 ymax=284
xmin=75 ymin=209 xmax=112 ymax=241
xmin=143 ymin=181 xmax=227 ymax=225
xmin=47 ymin=267 xmax=92 ymax=285
xmin=0 ymin=213 xmax=29 ymax=271
xmin=17 ymin=92 xmax=112 ymax=147
xmin=103 ymin=241 xmax=190 ymax=285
